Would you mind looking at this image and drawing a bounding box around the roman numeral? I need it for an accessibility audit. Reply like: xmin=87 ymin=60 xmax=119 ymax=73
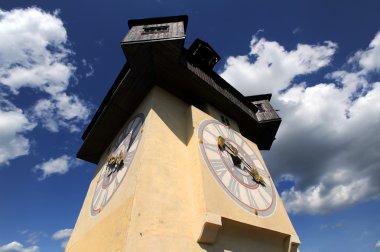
xmin=213 ymin=162 xmax=227 ymax=178
xmin=227 ymin=178 xmax=241 ymax=199
xmin=203 ymin=142 xmax=218 ymax=152
xmin=213 ymin=124 xmax=225 ymax=137
xmin=124 ymin=150 xmax=135 ymax=165
xmin=131 ymin=120 xmax=142 ymax=136
xmin=98 ymin=168 xmax=106 ymax=181
xmin=129 ymin=118 xmax=139 ymax=132
xmin=113 ymin=175 xmax=120 ymax=191
xmin=93 ymin=189 xmax=104 ymax=209
xmin=227 ymin=129 xmax=237 ymax=142
xmin=258 ymin=189 xmax=270 ymax=208
xmin=247 ymin=190 xmax=258 ymax=208
xmin=92 ymin=183 xmax=102 ymax=198
xmin=256 ymin=167 xmax=266 ymax=178
xmin=262 ymin=180 xmax=273 ymax=196
xmin=209 ymin=159 xmax=225 ymax=170
xmin=204 ymin=127 xmax=218 ymax=139
xmin=237 ymin=135 xmax=245 ymax=147
xmin=249 ymin=154 xmax=259 ymax=162
xmin=102 ymin=187 xmax=109 ymax=207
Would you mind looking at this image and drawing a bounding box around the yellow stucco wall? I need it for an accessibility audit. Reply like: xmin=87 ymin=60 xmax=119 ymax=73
xmin=66 ymin=86 xmax=299 ymax=252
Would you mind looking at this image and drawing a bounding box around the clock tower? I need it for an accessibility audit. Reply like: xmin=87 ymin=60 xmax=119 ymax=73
xmin=66 ymin=15 xmax=300 ymax=252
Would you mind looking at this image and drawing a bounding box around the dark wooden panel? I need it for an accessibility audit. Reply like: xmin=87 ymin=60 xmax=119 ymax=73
xmin=78 ymin=15 xmax=282 ymax=164
xmin=252 ymin=100 xmax=280 ymax=122
xmin=77 ymin=58 xmax=155 ymax=164
xmin=122 ymin=22 xmax=185 ymax=44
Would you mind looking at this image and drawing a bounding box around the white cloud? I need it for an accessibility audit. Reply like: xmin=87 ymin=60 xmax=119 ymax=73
xmin=275 ymin=80 xmax=380 ymax=214
xmin=26 ymin=232 xmax=47 ymax=246
xmin=52 ymin=228 xmax=72 ymax=250
xmin=0 ymin=241 xmax=39 ymax=252
xmin=320 ymin=220 xmax=344 ymax=230
xmin=55 ymin=93 xmax=90 ymax=121
xmin=281 ymin=178 xmax=373 ymax=214
xmin=18 ymin=230 xmax=28 ymax=235
xmin=60 ymin=240 xmax=68 ymax=250
xmin=33 ymin=93 xmax=90 ymax=133
xmin=375 ymin=240 xmax=380 ymax=249
xmin=0 ymin=7 xmax=91 ymax=165
xmin=52 ymin=229 xmax=72 ymax=240
xmin=278 ymin=174 xmax=296 ymax=182
xmin=82 ymin=59 xmax=94 ymax=77
xmin=220 ymin=35 xmax=337 ymax=95
xmin=220 ymin=31 xmax=380 ymax=214
xmin=351 ymin=31 xmax=380 ymax=73
xmin=0 ymin=7 xmax=90 ymax=131
xmin=0 ymin=98 xmax=35 ymax=166
xmin=0 ymin=7 xmax=73 ymax=95
xmin=292 ymin=27 xmax=301 ymax=35
xmin=32 ymin=99 xmax=58 ymax=132
xmin=34 ymin=155 xmax=80 ymax=180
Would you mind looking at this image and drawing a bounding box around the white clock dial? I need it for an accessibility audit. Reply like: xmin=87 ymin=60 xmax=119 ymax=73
xmin=198 ymin=119 xmax=276 ymax=217
xmin=91 ymin=113 xmax=144 ymax=216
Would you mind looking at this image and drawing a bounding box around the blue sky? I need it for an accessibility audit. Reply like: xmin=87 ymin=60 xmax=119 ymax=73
xmin=1 ymin=0 xmax=380 ymax=251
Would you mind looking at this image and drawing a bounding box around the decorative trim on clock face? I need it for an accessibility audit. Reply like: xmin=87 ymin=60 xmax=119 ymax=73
xmin=90 ymin=113 xmax=145 ymax=216
xmin=197 ymin=119 xmax=276 ymax=217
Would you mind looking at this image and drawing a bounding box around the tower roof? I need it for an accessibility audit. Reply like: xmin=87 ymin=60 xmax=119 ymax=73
xmin=128 ymin=15 xmax=188 ymax=32
xmin=78 ymin=15 xmax=280 ymax=164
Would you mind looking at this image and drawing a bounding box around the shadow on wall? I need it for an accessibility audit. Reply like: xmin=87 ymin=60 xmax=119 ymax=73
xmin=152 ymin=88 xmax=195 ymax=147
xmin=200 ymin=218 xmax=288 ymax=252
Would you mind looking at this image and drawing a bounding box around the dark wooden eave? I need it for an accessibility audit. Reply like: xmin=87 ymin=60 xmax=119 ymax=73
xmin=81 ymin=63 xmax=130 ymax=140
xmin=78 ymin=16 xmax=278 ymax=164
xmin=245 ymin=93 xmax=272 ymax=102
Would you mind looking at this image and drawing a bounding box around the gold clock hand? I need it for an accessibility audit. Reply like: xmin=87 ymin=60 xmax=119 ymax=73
xmin=218 ymin=136 xmax=238 ymax=155
xmin=115 ymin=151 xmax=124 ymax=166
xmin=238 ymin=156 xmax=266 ymax=186
xmin=218 ymin=136 xmax=266 ymax=186
xmin=105 ymin=151 xmax=125 ymax=177
xmin=217 ymin=136 xmax=226 ymax=150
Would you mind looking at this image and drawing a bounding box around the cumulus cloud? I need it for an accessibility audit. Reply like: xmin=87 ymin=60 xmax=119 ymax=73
xmin=0 ymin=97 xmax=35 ymax=166
xmin=0 ymin=7 xmax=90 ymax=128
xmin=52 ymin=228 xmax=72 ymax=249
xmin=52 ymin=229 xmax=72 ymax=240
xmin=25 ymin=232 xmax=47 ymax=246
xmin=0 ymin=7 xmax=72 ymax=95
xmin=34 ymin=155 xmax=80 ymax=180
xmin=375 ymin=240 xmax=380 ymax=249
xmin=351 ymin=31 xmax=380 ymax=73
xmin=33 ymin=93 xmax=90 ymax=133
xmin=0 ymin=241 xmax=39 ymax=252
xmin=220 ymin=31 xmax=380 ymax=214
xmin=0 ymin=7 xmax=91 ymax=165
xmin=221 ymin=36 xmax=337 ymax=95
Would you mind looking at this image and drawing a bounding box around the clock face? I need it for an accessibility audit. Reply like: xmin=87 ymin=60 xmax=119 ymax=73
xmin=198 ymin=119 xmax=276 ymax=217
xmin=91 ymin=113 xmax=145 ymax=216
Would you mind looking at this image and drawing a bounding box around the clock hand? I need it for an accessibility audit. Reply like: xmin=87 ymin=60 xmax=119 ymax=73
xmin=217 ymin=136 xmax=266 ymax=186
xmin=218 ymin=136 xmax=238 ymax=155
xmin=106 ymin=151 xmax=124 ymax=176
xmin=236 ymin=152 xmax=266 ymax=186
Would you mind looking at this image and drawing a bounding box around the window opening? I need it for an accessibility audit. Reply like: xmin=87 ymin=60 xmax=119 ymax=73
xmin=256 ymin=103 xmax=266 ymax=113
xmin=142 ymin=25 xmax=169 ymax=34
